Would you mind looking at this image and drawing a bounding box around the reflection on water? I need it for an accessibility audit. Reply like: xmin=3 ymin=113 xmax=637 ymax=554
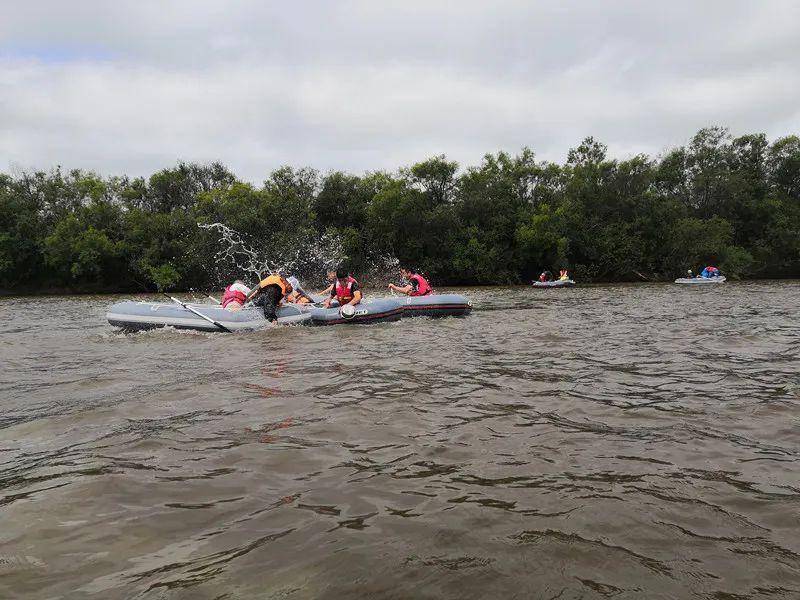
xmin=0 ymin=282 xmax=799 ymax=599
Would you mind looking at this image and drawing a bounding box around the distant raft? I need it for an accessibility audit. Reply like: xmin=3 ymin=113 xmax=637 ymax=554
xmin=532 ymin=279 xmax=576 ymax=288
xmin=674 ymin=276 xmax=727 ymax=285
xmin=400 ymin=293 xmax=472 ymax=317
xmin=106 ymin=300 xmax=311 ymax=332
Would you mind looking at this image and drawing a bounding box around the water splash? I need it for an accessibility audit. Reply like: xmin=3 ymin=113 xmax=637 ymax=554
xmin=198 ymin=223 xmax=276 ymax=283
xmin=198 ymin=223 xmax=347 ymax=288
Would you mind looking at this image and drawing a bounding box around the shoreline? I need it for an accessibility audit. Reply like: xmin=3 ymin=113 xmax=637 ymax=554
xmin=2 ymin=277 xmax=797 ymax=299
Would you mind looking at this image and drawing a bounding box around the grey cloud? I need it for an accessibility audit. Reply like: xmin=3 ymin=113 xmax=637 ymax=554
xmin=1 ymin=1 xmax=798 ymax=180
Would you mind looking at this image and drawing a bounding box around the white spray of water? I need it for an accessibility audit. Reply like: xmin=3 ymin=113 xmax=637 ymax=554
xmin=199 ymin=222 xmax=348 ymax=288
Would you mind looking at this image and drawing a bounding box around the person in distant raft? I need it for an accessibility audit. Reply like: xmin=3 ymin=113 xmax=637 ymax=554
xmin=559 ymin=269 xmax=570 ymax=281
xmin=539 ymin=270 xmax=553 ymax=282
xmin=323 ymin=268 xmax=362 ymax=308
xmin=388 ymin=268 xmax=432 ymax=296
xmin=221 ymin=280 xmax=252 ymax=311
xmin=246 ymin=273 xmax=292 ymax=322
xmin=700 ymin=266 xmax=721 ymax=278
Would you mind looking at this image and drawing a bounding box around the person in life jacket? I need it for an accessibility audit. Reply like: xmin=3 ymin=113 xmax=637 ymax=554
xmin=284 ymin=276 xmax=315 ymax=304
xmin=221 ymin=280 xmax=251 ymax=311
xmin=539 ymin=270 xmax=553 ymax=282
xmin=246 ymin=273 xmax=292 ymax=322
xmin=701 ymin=266 xmax=720 ymax=278
xmin=388 ymin=268 xmax=432 ymax=296
xmin=559 ymin=269 xmax=570 ymax=281
xmin=323 ymin=268 xmax=362 ymax=308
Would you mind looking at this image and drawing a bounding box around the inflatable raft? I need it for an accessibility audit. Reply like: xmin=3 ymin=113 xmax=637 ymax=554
xmin=106 ymin=300 xmax=311 ymax=332
xmin=532 ymin=279 xmax=575 ymax=288
xmin=400 ymin=293 xmax=472 ymax=317
xmin=674 ymin=276 xmax=726 ymax=285
xmin=308 ymin=297 xmax=404 ymax=326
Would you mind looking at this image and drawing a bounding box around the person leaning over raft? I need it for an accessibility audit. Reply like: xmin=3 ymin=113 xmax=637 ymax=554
xmin=221 ymin=280 xmax=251 ymax=311
xmin=388 ymin=268 xmax=432 ymax=296
xmin=323 ymin=268 xmax=362 ymax=308
xmin=285 ymin=276 xmax=314 ymax=305
xmin=538 ymin=270 xmax=553 ymax=282
xmin=246 ymin=273 xmax=292 ymax=322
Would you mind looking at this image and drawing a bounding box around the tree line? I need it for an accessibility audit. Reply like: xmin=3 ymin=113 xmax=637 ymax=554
xmin=1 ymin=126 xmax=798 ymax=294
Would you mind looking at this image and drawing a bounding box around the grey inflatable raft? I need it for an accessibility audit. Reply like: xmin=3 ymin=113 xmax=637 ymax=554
xmin=532 ymin=279 xmax=575 ymax=288
xmin=309 ymin=297 xmax=404 ymax=325
xmin=400 ymin=293 xmax=472 ymax=317
xmin=674 ymin=276 xmax=726 ymax=284
xmin=106 ymin=300 xmax=311 ymax=332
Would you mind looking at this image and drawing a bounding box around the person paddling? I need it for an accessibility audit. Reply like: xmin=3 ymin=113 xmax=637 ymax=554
xmin=388 ymin=268 xmax=432 ymax=296
xmin=323 ymin=268 xmax=362 ymax=308
xmin=538 ymin=270 xmax=553 ymax=282
xmin=246 ymin=273 xmax=292 ymax=322
xmin=220 ymin=280 xmax=251 ymax=311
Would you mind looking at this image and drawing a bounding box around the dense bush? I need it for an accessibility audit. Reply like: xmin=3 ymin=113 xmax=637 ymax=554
xmin=1 ymin=127 xmax=798 ymax=293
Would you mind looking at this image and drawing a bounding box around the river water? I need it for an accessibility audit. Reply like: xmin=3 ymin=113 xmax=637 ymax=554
xmin=1 ymin=282 xmax=798 ymax=599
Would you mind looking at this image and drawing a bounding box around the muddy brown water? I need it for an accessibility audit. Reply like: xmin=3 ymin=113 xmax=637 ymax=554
xmin=1 ymin=282 xmax=798 ymax=599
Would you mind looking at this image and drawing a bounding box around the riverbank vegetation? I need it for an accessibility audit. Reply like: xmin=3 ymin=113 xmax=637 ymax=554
xmin=1 ymin=127 xmax=798 ymax=293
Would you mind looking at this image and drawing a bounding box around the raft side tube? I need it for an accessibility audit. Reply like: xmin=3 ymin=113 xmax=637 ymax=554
xmin=532 ymin=279 xmax=576 ymax=288
xmin=400 ymin=293 xmax=472 ymax=317
xmin=308 ymin=297 xmax=404 ymax=326
xmin=106 ymin=300 xmax=311 ymax=332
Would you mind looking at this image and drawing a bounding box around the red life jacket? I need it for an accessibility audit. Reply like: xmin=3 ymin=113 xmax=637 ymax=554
xmin=221 ymin=284 xmax=247 ymax=308
xmin=335 ymin=276 xmax=358 ymax=303
xmin=706 ymin=266 xmax=718 ymax=272
xmin=409 ymin=273 xmax=432 ymax=296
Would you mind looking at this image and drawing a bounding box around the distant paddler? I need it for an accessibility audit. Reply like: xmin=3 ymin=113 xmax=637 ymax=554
xmin=388 ymin=267 xmax=432 ymax=296
xmin=246 ymin=273 xmax=293 ymax=322
xmin=323 ymin=268 xmax=362 ymax=308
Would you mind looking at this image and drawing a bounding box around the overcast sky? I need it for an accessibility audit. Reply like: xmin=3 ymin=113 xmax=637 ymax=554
xmin=1 ymin=0 xmax=799 ymax=181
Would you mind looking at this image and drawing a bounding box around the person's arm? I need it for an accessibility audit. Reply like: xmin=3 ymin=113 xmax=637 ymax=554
xmin=316 ymin=284 xmax=333 ymax=296
xmin=323 ymin=287 xmax=335 ymax=308
xmin=246 ymin=284 xmax=261 ymax=302
xmin=388 ymin=283 xmax=413 ymax=295
xmin=348 ymin=289 xmax=363 ymax=305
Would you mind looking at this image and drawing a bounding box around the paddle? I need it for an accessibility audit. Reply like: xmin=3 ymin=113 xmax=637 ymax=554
xmin=164 ymin=294 xmax=232 ymax=333
xmin=207 ymin=295 xmax=221 ymax=304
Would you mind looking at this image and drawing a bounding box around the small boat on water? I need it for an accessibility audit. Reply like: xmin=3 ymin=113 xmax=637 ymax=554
xmin=532 ymin=279 xmax=575 ymax=288
xmin=674 ymin=276 xmax=727 ymax=285
xmin=107 ymin=293 xmax=473 ymax=332
xmin=401 ymin=293 xmax=472 ymax=317
xmin=106 ymin=300 xmax=311 ymax=332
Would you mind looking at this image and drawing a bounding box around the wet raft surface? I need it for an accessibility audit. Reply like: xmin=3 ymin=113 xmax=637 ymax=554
xmin=1 ymin=282 xmax=799 ymax=599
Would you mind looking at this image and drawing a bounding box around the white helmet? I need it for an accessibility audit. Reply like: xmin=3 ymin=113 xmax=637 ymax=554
xmin=340 ymin=304 xmax=356 ymax=318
